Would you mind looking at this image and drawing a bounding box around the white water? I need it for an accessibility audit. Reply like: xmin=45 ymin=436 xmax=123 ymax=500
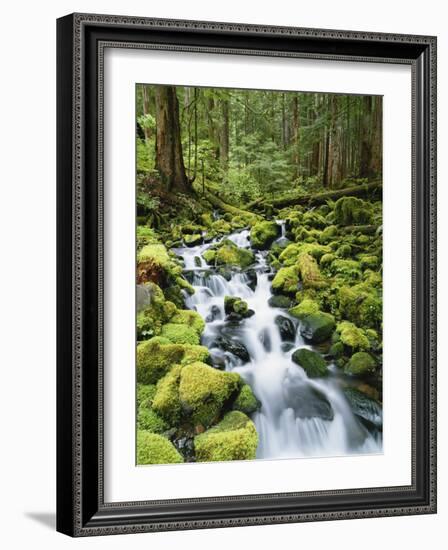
xmin=174 ymin=225 xmax=382 ymax=460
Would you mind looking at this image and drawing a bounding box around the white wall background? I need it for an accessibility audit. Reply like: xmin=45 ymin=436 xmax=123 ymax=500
xmin=0 ymin=1 xmax=445 ymax=548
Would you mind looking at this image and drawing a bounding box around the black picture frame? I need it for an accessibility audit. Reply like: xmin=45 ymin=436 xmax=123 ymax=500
xmin=56 ymin=13 xmax=437 ymax=537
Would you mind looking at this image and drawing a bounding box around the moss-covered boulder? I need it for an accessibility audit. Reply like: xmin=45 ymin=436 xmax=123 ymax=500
xmin=289 ymin=298 xmax=319 ymax=319
xmin=215 ymin=240 xmax=255 ymax=268
xmin=152 ymin=365 xmax=183 ymax=424
xmin=319 ymin=225 xmax=338 ymax=244
xmin=136 ymin=282 xmax=176 ymax=340
xmin=137 ymin=405 xmax=169 ymax=433
xmin=279 ymin=243 xmax=330 ymax=266
xmin=137 ymin=338 xmax=210 ymax=384
xmin=160 ymin=323 xmax=201 ymax=345
xmin=184 ymin=233 xmax=203 ymax=247
xmin=224 ymin=296 xmax=248 ymax=316
xmin=211 ymin=219 xmax=232 ymax=235
xmin=179 ymin=362 xmax=241 ymax=427
xmin=271 ymin=266 xmax=298 ymax=295
xmin=345 ymin=352 xmax=376 ymax=376
xmin=232 ymin=384 xmax=260 ymax=415
xmin=194 ymin=411 xmax=258 ymax=462
xmin=169 ymin=309 xmax=205 ymax=336
xmin=137 ymin=431 xmax=183 ymax=465
xmin=334 ymin=196 xmax=373 ymax=226
xmin=291 ymin=348 xmax=328 ymax=377
xmin=296 ymin=252 xmax=327 ymax=289
xmin=300 ymin=311 xmax=336 ymax=343
xmin=338 ymin=283 xmax=382 ymax=330
xmin=250 ymin=221 xmax=280 ymax=250
xmin=137 ymin=244 xmax=171 ymax=285
xmin=330 ymin=259 xmax=362 ymax=281
xmin=320 ymin=253 xmax=336 ymax=267
xmin=202 ymin=249 xmax=216 ymax=265
xmin=336 ymin=321 xmax=370 ymax=352
xmin=359 ymin=255 xmax=379 ymax=270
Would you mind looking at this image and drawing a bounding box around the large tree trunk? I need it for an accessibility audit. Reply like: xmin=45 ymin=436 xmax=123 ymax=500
xmin=219 ymin=97 xmax=229 ymax=169
xmin=154 ymin=85 xmax=189 ymax=192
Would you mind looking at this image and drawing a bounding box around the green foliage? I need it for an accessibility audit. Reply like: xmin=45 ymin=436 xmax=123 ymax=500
xmin=137 ymin=431 xmax=183 ymax=465
xmin=194 ymin=411 xmax=258 ymax=462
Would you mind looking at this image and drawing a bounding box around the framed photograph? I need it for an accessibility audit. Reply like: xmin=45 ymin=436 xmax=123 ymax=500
xmin=56 ymin=13 xmax=437 ymax=536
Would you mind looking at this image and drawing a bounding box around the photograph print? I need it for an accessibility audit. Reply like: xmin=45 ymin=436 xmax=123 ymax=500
xmin=135 ymin=84 xmax=383 ymax=466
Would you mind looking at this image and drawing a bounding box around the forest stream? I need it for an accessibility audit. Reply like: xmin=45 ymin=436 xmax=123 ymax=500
xmin=173 ymin=221 xmax=382 ymax=460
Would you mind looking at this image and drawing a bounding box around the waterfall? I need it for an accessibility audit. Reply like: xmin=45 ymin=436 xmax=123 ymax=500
xmin=174 ymin=227 xmax=382 ymax=460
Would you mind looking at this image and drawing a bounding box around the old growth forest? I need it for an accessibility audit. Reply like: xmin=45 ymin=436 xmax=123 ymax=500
xmin=135 ymin=84 xmax=383 ymax=466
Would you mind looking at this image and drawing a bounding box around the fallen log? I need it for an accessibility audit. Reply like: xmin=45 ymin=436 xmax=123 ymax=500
xmin=269 ymin=180 xmax=382 ymax=209
xmin=201 ymin=187 xmax=262 ymax=221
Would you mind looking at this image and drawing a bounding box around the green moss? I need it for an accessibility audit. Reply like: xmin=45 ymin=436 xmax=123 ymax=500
xmin=137 ymin=431 xmax=183 ymax=465
xmin=329 ymin=341 xmax=344 ymax=358
xmin=160 ymin=323 xmax=201 ymax=345
xmin=136 ymin=283 xmax=175 ymax=340
xmin=330 ymin=259 xmax=362 ymax=281
xmin=279 ymin=243 xmax=330 ymax=265
xmin=344 ymin=352 xmax=376 ymax=376
xmin=336 ymin=321 xmax=370 ymax=351
xmin=359 ymin=255 xmax=379 ymax=269
xmin=250 ymin=221 xmax=280 ymax=250
xmin=138 ymin=243 xmax=170 ymax=265
xmin=289 ymin=298 xmax=319 ymax=319
xmin=338 ymin=284 xmax=382 ymax=330
xmin=184 ymin=233 xmax=203 ymax=246
xmin=232 ymin=384 xmax=260 ymax=415
xmin=336 ymin=244 xmax=352 ymax=258
xmin=137 ymin=406 xmax=169 ymax=433
xmin=215 ymin=241 xmax=255 ymax=268
xmin=271 ymin=266 xmax=298 ymax=295
xmin=169 ymin=309 xmax=205 ymax=336
xmin=320 ymin=253 xmax=336 ymax=267
xmin=137 ymin=384 xmax=157 ymax=408
xmin=194 ymin=411 xmax=258 ymax=462
xmin=152 ymin=365 xmax=183 ymax=424
xmin=224 ymin=296 xmax=249 ymax=316
xmin=137 ymin=338 xmax=210 ymax=384
xmin=334 ymin=196 xmax=373 ymax=225
xmin=179 ymin=362 xmax=241 ymax=427
xmin=291 ymin=348 xmax=328 ymax=377
xmin=319 ymin=225 xmax=338 ymax=244
xmin=211 ymin=219 xmax=232 ymax=235
xmin=296 ymin=252 xmax=327 ymax=289
xmin=300 ymin=311 xmax=336 ymax=343
xmin=202 ymin=249 xmax=216 ymax=264
xmin=302 ymin=210 xmax=327 ymax=229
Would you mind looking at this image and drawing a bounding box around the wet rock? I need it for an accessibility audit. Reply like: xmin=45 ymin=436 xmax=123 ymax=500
xmin=281 ymin=342 xmax=295 ymax=353
xmin=209 ymin=349 xmax=227 ymax=370
xmin=343 ymin=387 xmax=382 ymax=430
xmin=275 ymin=315 xmax=295 ymax=342
xmin=194 ymin=256 xmax=202 ymax=267
xmin=300 ymin=312 xmax=336 ymax=343
xmin=175 ymin=436 xmax=196 ymax=461
xmin=283 ymin=379 xmax=334 ymax=421
xmin=211 ymin=336 xmax=251 ymax=363
xmin=259 ymin=328 xmax=272 ymax=352
xmin=268 ymin=295 xmax=294 ymax=309
xmin=205 ymin=304 xmax=222 ymax=322
xmin=184 ymin=233 xmax=203 ymax=247
xmin=245 ymin=269 xmax=258 ymax=291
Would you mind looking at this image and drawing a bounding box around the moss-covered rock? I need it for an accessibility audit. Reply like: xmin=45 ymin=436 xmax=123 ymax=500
xmin=194 ymin=411 xmax=258 ymax=462
xmin=169 ymin=309 xmax=205 ymax=336
xmin=345 ymin=352 xmax=376 ymax=376
xmin=329 ymin=341 xmax=344 ymax=358
xmin=184 ymin=233 xmax=203 ymax=247
xmin=215 ymin=240 xmax=255 ymax=268
xmin=296 ymin=252 xmax=327 ymax=289
xmin=300 ymin=311 xmax=336 ymax=343
xmin=336 ymin=321 xmax=370 ymax=352
xmin=137 ymin=431 xmax=183 ymax=465
xmin=268 ymin=295 xmax=294 ymax=308
xmin=334 ymin=196 xmax=373 ymax=226
xmin=291 ymin=348 xmax=328 ymax=377
xmin=320 ymin=253 xmax=337 ymax=267
xmin=152 ymin=365 xmax=183 ymax=424
xmin=137 ymin=338 xmax=210 ymax=384
xmin=279 ymin=243 xmax=330 ymax=266
xmin=338 ymin=284 xmax=382 ymax=330
xmin=137 ymin=405 xmax=169 ymax=433
xmin=330 ymin=259 xmax=362 ymax=281
xmin=211 ymin=219 xmax=232 ymax=235
xmin=136 ymin=282 xmax=177 ymax=340
xmin=250 ymin=221 xmax=280 ymax=250
xmin=137 ymin=383 xmax=157 ymax=408
xmin=359 ymin=255 xmax=379 ymax=270
xmin=224 ymin=296 xmax=249 ymax=317
xmin=160 ymin=323 xmax=201 ymax=345
xmin=289 ymin=298 xmax=319 ymax=319
xmin=202 ymin=249 xmax=216 ymax=265
xmin=336 ymin=243 xmax=352 ymax=258
xmin=232 ymin=384 xmax=260 ymax=415
xmin=179 ymin=362 xmax=241 ymax=427
xmin=319 ymin=225 xmax=338 ymax=244
xmin=271 ymin=266 xmax=298 ymax=295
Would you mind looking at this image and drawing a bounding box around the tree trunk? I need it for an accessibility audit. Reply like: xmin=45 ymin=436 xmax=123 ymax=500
xmin=220 ymin=97 xmax=229 ymax=169
xmin=155 ymin=85 xmax=189 ymax=192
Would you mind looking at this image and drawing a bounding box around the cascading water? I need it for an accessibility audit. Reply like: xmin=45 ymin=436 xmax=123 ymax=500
xmin=174 ymin=224 xmax=382 ymax=460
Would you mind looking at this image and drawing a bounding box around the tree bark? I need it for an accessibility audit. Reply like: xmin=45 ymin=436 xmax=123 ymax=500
xmin=154 ymin=85 xmax=189 ymax=192
xmin=220 ymin=97 xmax=229 ymax=169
